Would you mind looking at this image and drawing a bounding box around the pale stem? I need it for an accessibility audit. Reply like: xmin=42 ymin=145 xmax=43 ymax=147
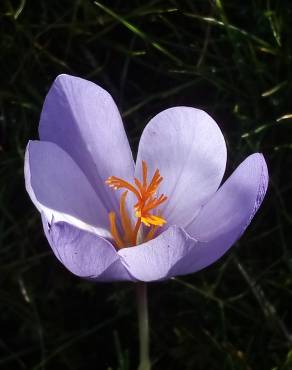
xmin=136 ymin=282 xmax=151 ymax=370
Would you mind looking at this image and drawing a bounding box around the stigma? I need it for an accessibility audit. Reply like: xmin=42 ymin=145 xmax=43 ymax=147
xmin=105 ymin=161 xmax=167 ymax=248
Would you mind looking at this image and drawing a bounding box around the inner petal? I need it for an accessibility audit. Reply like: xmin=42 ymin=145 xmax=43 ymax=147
xmin=135 ymin=107 xmax=227 ymax=228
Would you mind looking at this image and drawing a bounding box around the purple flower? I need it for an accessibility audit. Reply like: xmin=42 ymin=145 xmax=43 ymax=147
xmin=24 ymin=74 xmax=268 ymax=282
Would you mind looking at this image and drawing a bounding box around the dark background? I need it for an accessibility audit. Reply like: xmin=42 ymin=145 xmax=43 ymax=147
xmin=1 ymin=1 xmax=292 ymax=369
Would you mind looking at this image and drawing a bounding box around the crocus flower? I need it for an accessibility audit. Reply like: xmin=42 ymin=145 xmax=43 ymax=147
xmin=24 ymin=74 xmax=268 ymax=282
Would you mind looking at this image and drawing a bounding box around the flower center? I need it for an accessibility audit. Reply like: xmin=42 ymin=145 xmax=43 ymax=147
xmin=105 ymin=161 xmax=167 ymax=249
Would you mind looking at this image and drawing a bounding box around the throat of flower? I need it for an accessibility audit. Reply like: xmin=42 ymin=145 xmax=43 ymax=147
xmin=105 ymin=161 xmax=167 ymax=249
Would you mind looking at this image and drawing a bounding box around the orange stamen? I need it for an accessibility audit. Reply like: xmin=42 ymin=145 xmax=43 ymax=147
xmin=134 ymin=177 xmax=144 ymax=195
xmin=131 ymin=218 xmax=142 ymax=245
xmin=145 ymin=224 xmax=159 ymax=242
xmin=105 ymin=161 xmax=168 ymax=248
xmin=142 ymin=195 xmax=168 ymax=213
xmin=109 ymin=212 xmax=124 ymax=249
xmin=119 ymin=191 xmax=132 ymax=243
xmin=106 ymin=176 xmax=141 ymax=200
xmin=140 ymin=214 xmax=166 ymax=227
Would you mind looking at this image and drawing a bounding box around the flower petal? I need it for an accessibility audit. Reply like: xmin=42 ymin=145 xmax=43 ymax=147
xmin=135 ymin=107 xmax=227 ymax=227
xmin=39 ymin=74 xmax=134 ymax=214
xmin=119 ymin=154 xmax=268 ymax=281
xmin=118 ymin=226 xmax=197 ymax=281
xmin=25 ymin=140 xmax=110 ymax=237
xmin=178 ymin=153 xmax=268 ymax=274
xmin=42 ymin=218 xmax=132 ymax=281
xmin=186 ymin=153 xmax=268 ymax=240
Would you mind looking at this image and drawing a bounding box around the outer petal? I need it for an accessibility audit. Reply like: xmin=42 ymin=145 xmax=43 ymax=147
xmin=118 ymin=226 xmax=197 ymax=281
xmin=25 ymin=140 xmax=110 ymax=237
xmin=177 ymin=153 xmax=268 ymax=274
xmin=135 ymin=107 xmax=227 ymax=227
xmin=42 ymin=218 xmax=132 ymax=281
xmin=39 ymin=74 xmax=134 ymax=214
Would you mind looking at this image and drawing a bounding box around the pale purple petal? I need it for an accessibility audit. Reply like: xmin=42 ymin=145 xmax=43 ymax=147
xmin=118 ymin=226 xmax=196 ymax=282
xmin=174 ymin=153 xmax=268 ymax=275
xmin=42 ymin=218 xmax=132 ymax=281
xmin=39 ymin=74 xmax=134 ymax=215
xmin=25 ymin=140 xmax=110 ymax=238
xmin=135 ymin=107 xmax=227 ymax=228
xmin=186 ymin=153 xmax=268 ymax=240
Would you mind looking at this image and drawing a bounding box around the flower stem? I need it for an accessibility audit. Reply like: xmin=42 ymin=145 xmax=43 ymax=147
xmin=136 ymin=282 xmax=151 ymax=370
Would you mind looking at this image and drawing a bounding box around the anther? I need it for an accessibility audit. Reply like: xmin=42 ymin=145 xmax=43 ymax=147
xmin=105 ymin=161 xmax=167 ymax=248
